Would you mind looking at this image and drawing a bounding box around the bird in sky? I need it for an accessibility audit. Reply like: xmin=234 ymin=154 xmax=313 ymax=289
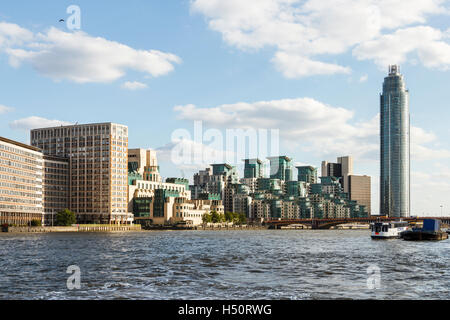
xmin=59 ymin=19 xmax=65 ymax=22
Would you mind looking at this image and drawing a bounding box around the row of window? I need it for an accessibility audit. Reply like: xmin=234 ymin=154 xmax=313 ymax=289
xmin=0 ymin=189 xmax=41 ymax=198
xmin=0 ymin=158 xmax=41 ymax=173
xmin=0 ymin=166 xmax=40 ymax=179
xmin=0 ymin=142 xmax=41 ymax=160
xmin=0 ymin=197 xmax=41 ymax=205
xmin=0 ymin=174 xmax=37 ymax=185
xmin=0 ymin=151 xmax=42 ymax=166
xmin=0 ymin=181 xmax=41 ymax=192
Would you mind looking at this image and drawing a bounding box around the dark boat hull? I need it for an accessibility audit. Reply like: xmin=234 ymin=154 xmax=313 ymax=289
xmin=402 ymin=231 xmax=448 ymax=241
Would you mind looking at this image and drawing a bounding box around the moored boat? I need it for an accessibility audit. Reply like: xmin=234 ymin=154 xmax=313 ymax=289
xmin=370 ymin=220 xmax=409 ymax=239
xmin=402 ymin=219 xmax=448 ymax=241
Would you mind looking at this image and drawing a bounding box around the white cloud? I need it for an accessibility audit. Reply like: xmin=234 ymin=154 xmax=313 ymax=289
xmin=0 ymin=104 xmax=14 ymax=114
xmin=359 ymin=74 xmax=368 ymax=82
xmin=156 ymin=138 xmax=236 ymax=170
xmin=272 ymin=52 xmax=351 ymax=78
xmin=0 ymin=24 xmax=181 ymax=83
xmin=411 ymin=126 xmax=450 ymax=160
xmin=191 ymin=0 xmax=450 ymax=76
xmin=175 ymin=98 xmax=378 ymax=160
xmin=9 ymin=116 xmax=72 ymax=131
xmin=0 ymin=22 xmax=33 ymax=48
xmin=353 ymin=26 xmax=450 ymax=69
xmin=174 ymin=97 xmax=450 ymax=162
xmin=121 ymin=81 xmax=148 ymax=90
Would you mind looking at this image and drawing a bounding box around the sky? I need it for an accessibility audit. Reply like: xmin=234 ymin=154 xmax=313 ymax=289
xmin=1 ymin=0 xmax=450 ymax=216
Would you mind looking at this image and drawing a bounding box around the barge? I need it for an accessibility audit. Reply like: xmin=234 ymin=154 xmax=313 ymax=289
xmin=402 ymin=219 xmax=448 ymax=241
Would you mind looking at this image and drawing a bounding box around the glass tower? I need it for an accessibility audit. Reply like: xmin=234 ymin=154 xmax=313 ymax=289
xmin=380 ymin=65 xmax=410 ymax=217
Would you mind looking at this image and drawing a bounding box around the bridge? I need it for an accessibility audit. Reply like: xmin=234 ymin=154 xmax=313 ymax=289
xmin=265 ymin=217 xmax=450 ymax=230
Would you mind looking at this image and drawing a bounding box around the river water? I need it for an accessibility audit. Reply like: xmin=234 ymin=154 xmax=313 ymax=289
xmin=0 ymin=230 xmax=449 ymax=300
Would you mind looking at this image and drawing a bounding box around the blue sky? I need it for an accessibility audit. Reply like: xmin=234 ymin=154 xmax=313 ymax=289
xmin=1 ymin=0 xmax=450 ymax=215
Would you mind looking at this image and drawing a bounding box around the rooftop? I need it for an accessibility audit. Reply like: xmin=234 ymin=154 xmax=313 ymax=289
xmin=0 ymin=136 xmax=41 ymax=152
xmin=30 ymin=122 xmax=128 ymax=131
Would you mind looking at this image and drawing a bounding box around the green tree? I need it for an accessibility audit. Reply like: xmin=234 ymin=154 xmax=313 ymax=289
xmin=224 ymin=212 xmax=234 ymax=222
xmin=211 ymin=211 xmax=221 ymax=223
xmin=202 ymin=212 xmax=212 ymax=224
xmin=237 ymin=213 xmax=247 ymax=225
xmin=55 ymin=209 xmax=76 ymax=226
xmin=233 ymin=212 xmax=240 ymax=223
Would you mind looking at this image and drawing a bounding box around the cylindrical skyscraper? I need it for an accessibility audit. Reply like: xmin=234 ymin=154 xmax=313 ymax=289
xmin=380 ymin=65 xmax=410 ymax=217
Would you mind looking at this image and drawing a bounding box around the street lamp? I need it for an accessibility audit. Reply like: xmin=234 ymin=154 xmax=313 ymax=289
xmin=440 ymin=205 xmax=443 ymax=216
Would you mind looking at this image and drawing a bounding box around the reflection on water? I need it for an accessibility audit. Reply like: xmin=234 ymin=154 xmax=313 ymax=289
xmin=0 ymin=230 xmax=449 ymax=300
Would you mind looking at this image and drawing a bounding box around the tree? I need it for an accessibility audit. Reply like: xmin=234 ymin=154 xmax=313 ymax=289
xmin=224 ymin=212 xmax=234 ymax=222
xmin=202 ymin=212 xmax=212 ymax=224
xmin=211 ymin=211 xmax=221 ymax=223
xmin=56 ymin=209 xmax=76 ymax=226
xmin=238 ymin=213 xmax=247 ymax=225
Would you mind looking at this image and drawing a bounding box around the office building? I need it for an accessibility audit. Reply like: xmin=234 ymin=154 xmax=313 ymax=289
xmin=31 ymin=123 xmax=132 ymax=224
xmin=43 ymin=155 xmax=69 ymax=225
xmin=321 ymin=156 xmax=353 ymax=193
xmin=348 ymin=175 xmax=371 ymax=215
xmin=0 ymin=137 xmax=44 ymax=225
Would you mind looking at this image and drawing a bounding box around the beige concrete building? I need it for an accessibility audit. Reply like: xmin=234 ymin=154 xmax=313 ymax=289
xmin=31 ymin=123 xmax=132 ymax=224
xmin=128 ymin=148 xmax=161 ymax=182
xmin=349 ymin=175 xmax=371 ymax=215
xmin=128 ymin=148 xmax=224 ymax=226
xmin=0 ymin=137 xmax=44 ymax=225
xmin=156 ymin=198 xmax=224 ymax=226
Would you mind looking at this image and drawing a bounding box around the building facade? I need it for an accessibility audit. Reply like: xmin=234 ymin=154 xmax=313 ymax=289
xmin=321 ymin=156 xmax=353 ymax=193
xmin=243 ymin=158 xmax=264 ymax=179
xmin=380 ymin=65 xmax=410 ymax=217
xmin=268 ymin=156 xmax=292 ymax=181
xmin=296 ymin=166 xmax=318 ymax=184
xmin=31 ymin=123 xmax=132 ymax=224
xmin=0 ymin=137 xmax=44 ymax=225
xmin=348 ymin=175 xmax=371 ymax=215
xmin=43 ymin=155 xmax=69 ymax=225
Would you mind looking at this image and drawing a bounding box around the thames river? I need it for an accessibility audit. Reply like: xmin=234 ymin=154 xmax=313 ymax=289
xmin=0 ymin=230 xmax=449 ymax=300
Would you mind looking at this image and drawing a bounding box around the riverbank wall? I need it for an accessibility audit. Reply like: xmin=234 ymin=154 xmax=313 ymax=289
xmin=196 ymin=225 xmax=268 ymax=230
xmin=3 ymin=225 xmax=142 ymax=233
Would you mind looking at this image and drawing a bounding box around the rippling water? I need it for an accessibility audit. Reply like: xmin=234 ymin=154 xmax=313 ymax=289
xmin=0 ymin=230 xmax=449 ymax=300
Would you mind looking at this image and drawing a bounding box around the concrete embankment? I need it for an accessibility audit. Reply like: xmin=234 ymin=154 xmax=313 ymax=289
xmin=3 ymin=225 xmax=142 ymax=233
xmin=196 ymin=225 xmax=268 ymax=231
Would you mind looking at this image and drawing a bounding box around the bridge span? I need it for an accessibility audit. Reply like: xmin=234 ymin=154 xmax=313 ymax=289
xmin=265 ymin=217 xmax=450 ymax=230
